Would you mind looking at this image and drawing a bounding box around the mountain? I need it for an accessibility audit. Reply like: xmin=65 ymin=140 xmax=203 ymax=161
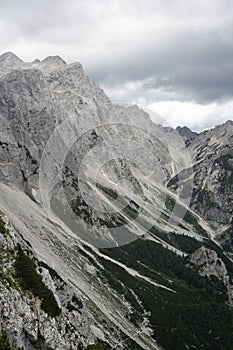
xmin=0 ymin=52 xmax=232 ymax=350
xmin=171 ymin=120 xmax=233 ymax=250
xmin=176 ymin=126 xmax=198 ymax=145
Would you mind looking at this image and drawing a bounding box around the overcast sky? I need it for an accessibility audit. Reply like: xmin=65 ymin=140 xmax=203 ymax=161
xmin=1 ymin=0 xmax=233 ymax=131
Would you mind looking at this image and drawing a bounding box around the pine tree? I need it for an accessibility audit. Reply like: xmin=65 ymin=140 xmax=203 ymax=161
xmin=0 ymin=331 xmax=11 ymax=350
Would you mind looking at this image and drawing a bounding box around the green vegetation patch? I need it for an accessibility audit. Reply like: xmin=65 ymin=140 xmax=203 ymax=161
xmin=15 ymin=246 xmax=61 ymax=317
xmin=0 ymin=331 xmax=23 ymax=350
xmin=183 ymin=210 xmax=208 ymax=236
xmin=99 ymin=239 xmax=233 ymax=350
xmin=0 ymin=216 xmax=8 ymax=236
xmin=149 ymin=226 xmax=204 ymax=254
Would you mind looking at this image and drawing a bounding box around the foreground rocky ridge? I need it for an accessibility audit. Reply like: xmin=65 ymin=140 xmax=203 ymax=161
xmin=0 ymin=213 xmax=102 ymax=349
xmin=0 ymin=184 xmax=160 ymax=350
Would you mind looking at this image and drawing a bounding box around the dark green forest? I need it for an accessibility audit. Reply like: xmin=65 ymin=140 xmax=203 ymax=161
xmin=14 ymin=246 xmax=61 ymax=318
xmin=99 ymin=239 xmax=233 ymax=350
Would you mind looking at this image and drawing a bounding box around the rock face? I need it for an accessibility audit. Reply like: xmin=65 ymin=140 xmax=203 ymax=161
xmin=187 ymin=246 xmax=233 ymax=305
xmin=189 ymin=121 xmax=233 ymax=225
xmin=0 ymin=213 xmax=97 ymax=349
xmin=176 ymin=126 xmax=198 ymax=145
xmin=187 ymin=246 xmax=227 ymax=279
xmin=0 ymin=52 xmax=110 ymax=191
xmin=170 ymin=120 xmax=233 ymax=249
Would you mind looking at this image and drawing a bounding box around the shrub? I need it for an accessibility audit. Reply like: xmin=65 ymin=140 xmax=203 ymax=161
xmin=0 ymin=332 xmax=11 ymax=350
xmin=0 ymin=217 xmax=8 ymax=236
xmin=15 ymin=246 xmax=61 ymax=318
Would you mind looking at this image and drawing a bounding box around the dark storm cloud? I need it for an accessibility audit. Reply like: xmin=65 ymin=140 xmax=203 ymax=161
xmin=0 ymin=0 xmax=233 ymax=129
xmin=90 ymin=25 xmax=233 ymax=104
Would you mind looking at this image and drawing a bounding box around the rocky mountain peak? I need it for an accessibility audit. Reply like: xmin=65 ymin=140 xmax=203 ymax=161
xmin=176 ymin=125 xmax=198 ymax=145
xmin=41 ymin=55 xmax=66 ymax=65
xmin=0 ymin=53 xmax=68 ymax=78
xmin=212 ymin=119 xmax=233 ymax=138
xmin=0 ymin=51 xmax=23 ymax=63
xmin=0 ymin=52 xmax=25 ymax=78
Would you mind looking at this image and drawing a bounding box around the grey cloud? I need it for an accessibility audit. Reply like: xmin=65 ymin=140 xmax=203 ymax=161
xmin=89 ymin=30 xmax=233 ymax=103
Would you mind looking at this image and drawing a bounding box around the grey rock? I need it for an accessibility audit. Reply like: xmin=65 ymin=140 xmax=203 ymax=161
xmin=176 ymin=125 xmax=198 ymax=145
xmin=188 ymin=246 xmax=227 ymax=279
xmin=187 ymin=246 xmax=233 ymax=305
xmin=0 ymin=214 xmax=96 ymax=349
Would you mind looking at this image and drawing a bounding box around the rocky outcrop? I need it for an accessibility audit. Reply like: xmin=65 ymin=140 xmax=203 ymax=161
xmin=0 ymin=213 xmax=98 ymax=349
xmin=186 ymin=246 xmax=233 ymax=305
xmin=187 ymin=246 xmax=227 ymax=278
xmin=176 ymin=126 xmax=198 ymax=145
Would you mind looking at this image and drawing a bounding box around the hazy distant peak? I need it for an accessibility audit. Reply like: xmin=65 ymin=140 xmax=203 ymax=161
xmin=0 ymin=52 xmax=25 ymax=78
xmin=0 ymin=51 xmax=23 ymax=63
xmin=176 ymin=126 xmax=198 ymax=143
xmin=216 ymin=119 xmax=233 ymax=129
xmin=41 ymin=55 xmax=67 ymax=65
xmin=0 ymin=52 xmax=68 ymax=78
